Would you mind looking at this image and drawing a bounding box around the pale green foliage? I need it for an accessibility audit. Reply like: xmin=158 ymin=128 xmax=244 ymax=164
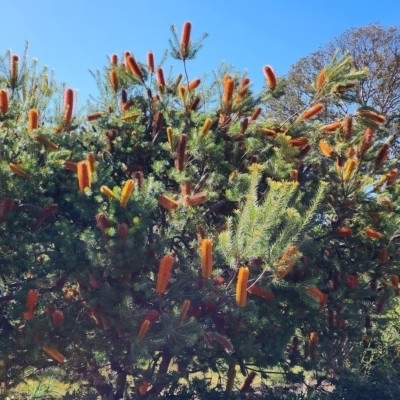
xmin=218 ymin=166 xmax=327 ymax=274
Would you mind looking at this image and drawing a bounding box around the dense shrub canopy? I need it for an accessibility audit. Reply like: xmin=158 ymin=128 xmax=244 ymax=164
xmin=1 ymin=23 xmax=400 ymax=399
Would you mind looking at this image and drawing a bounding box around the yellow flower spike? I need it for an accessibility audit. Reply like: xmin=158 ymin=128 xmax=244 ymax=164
xmin=120 ymin=179 xmax=135 ymax=208
xmin=100 ymin=186 xmax=116 ymax=199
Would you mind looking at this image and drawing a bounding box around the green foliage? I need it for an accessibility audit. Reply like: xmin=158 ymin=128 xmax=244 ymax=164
xmin=1 ymin=22 xmax=400 ymax=400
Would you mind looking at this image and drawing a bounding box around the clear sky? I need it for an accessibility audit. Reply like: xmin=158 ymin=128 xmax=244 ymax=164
xmin=1 ymin=0 xmax=400 ymax=105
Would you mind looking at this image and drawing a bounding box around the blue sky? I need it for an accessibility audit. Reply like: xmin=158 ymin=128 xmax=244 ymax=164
xmin=1 ymin=0 xmax=400 ymax=105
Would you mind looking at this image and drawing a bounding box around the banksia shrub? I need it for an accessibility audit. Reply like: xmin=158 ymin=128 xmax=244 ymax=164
xmin=201 ymin=238 xmax=213 ymax=278
xmin=236 ymin=267 xmax=249 ymax=307
xmin=28 ymin=109 xmax=39 ymax=132
xmin=77 ymin=161 xmax=91 ymax=192
xmin=120 ymin=179 xmax=135 ymax=208
xmin=155 ymin=254 xmax=174 ymax=294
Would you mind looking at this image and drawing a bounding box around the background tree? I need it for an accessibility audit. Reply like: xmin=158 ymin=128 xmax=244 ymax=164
xmin=1 ymin=22 xmax=400 ymax=400
xmin=267 ymin=24 xmax=400 ymax=126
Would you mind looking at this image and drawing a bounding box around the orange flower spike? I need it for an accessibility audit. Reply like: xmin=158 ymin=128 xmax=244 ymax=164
xmin=156 ymin=68 xmax=166 ymax=87
xmin=9 ymin=163 xmax=30 ymax=179
xmin=139 ymin=381 xmax=149 ymax=395
xmin=201 ymin=238 xmax=213 ymax=278
xmin=290 ymin=137 xmax=309 ymax=147
xmin=138 ymin=319 xmax=151 ymax=340
xmin=201 ymin=118 xmax=213 ymax=136
xmin=34 ymin=134 xmax=58 ymax=150
xmin=64 ymin=161 xmax=77 ymax=172
xmin=10 ymin=55 xmax=19 ymax=87
xmin=63 ymin=88 xmax=74 ymax=125
xmin=0 ymin=89 xmax=9 ymax=114
xmin=386 ymin=168 xmax=398 ymax=186
xmin=365 ymin=228 xmax=382 ymax=239
xmin=309 ymin=332 xmax=319 ymax=361
xmin=391 ymin=275 xmax=399 ymax=295
xmin=335 ymin=227 xmax=353 ymax=237
xmin=319 ymin=140 xmax=335 ymax=157
xmin=110 ymin=53 xmax=118 ymax=66
xmin=235 ymin=267 xmax=249 ymax=307
xmin=25 ymin=289 xmax=39 ymax=312
xmin=357 ymin=109 xmax=386 ymax=124
xmin=188 ymin=78 xmax=201 ymax=90
xmin=180 ymin=21 xmax=192 ymax=58
xmin=120 ymin=179 xmax=135 ymax=208
xmin=379 ymin=250 xmax=389 ymax=264
xmin=86 ymin=112 xmax=104 ymax=121
xmin=223 ymin=77 xmax=234 ymax=104
xmin=250 ymin=107 xmax=262 ymax=121
xmin=147 ymin=51 xmax=155 ymax=73
xmin=178 ymin=300 xmax=191 ymax=325
xmin=343 ymin=159 xmax=356 ymax=181
xmin=263 ymin=65 xmax=277 ymax=90
xmin=375 ymin=143 xmax=389 ymax=170
xmin=158 ymin=194 xmax=179 ymax=211
xmin=185 ymin=193 xmax=207 ymax=206
xmin=360 ymin=128 xmax=375 ymax=155
xmin=300 ymin=103 xmax=324 ymax=120
xmin=315 ymin=67 xmax=326 ymax=91
xmin=126 ymin=55 xmax=143 ymax=80
xmin=290 ymin=169 xmax=299 ymax=182
xmin=100 ymin=186 xmax=115 ymax=199
xmin=155 ymin=254 xmax=174 ymax=294
xmin=52 ymin=309 xmax=64 ymax=325
xmin=42 ymin=345 xmax=65 ymax=363
xmin=176 ymin=133 xmax=187 ymax=171
xmin=77 ymin=161 xmax=91 ymax=192
xmin=87 ymin=152 xmax=95 ymax=175
xmin=109 ymin=69 xmax=118 ymax=92
xmin=341 ymin=115 xmax=353 ymax=139
xmin=28 ymin=109 xmax=39 ymax=132
xmin=319 ymin=121 xmax=341 ymax=133
xmin=247 ymin=285 xmax=275 ymax=300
